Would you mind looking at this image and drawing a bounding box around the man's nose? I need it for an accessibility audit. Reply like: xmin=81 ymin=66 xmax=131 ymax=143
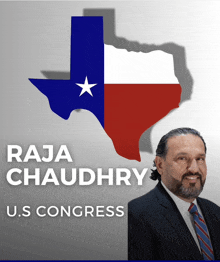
xmin=188 ymin=159 xmax=199 ymax=173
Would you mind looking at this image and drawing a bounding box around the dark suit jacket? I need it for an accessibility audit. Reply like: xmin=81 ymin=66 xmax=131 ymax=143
xmin=128 ymin=182 xmax=220 ymax=260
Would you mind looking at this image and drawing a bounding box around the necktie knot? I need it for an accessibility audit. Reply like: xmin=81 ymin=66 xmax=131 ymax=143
xmin=188 ymin=202 xmax=198 ymax=214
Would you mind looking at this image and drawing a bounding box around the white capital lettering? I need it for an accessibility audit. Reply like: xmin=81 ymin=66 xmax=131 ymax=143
xmin=132 ymin=168 xmax=148 ymax=185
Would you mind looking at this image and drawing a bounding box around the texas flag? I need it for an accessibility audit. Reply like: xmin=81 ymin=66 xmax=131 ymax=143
xmin=29 ymin=17 xmax=181 ymax=161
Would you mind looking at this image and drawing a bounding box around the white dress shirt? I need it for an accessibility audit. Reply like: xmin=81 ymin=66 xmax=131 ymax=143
xmin=161 ymin=181 xmax=211 ymax=251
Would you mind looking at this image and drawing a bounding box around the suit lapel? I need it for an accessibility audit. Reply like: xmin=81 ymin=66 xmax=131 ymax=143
xmin=198 ymin=198 xmax=220 ymax=259
xmin=155 ymin=182 xmax=203 ymax=260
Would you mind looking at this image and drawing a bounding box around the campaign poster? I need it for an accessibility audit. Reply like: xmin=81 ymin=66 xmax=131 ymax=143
xmin=1 ymin=1 xmax=220 ymax=260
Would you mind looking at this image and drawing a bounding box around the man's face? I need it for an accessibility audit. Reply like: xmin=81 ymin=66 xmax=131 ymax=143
xmin=156 ymin=134 xmax=207 ymax=202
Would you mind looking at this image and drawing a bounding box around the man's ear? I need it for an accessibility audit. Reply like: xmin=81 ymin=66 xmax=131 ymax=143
xmin=155 ymin=156 xmax=164 ymax=175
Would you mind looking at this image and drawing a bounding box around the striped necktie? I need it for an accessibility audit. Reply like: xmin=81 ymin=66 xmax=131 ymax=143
xmin=188 ymin=203 xmax=214 ymax=260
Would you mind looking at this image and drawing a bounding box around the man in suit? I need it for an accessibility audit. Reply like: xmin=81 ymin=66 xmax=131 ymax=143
xmin=128 ymin=127 xmax=220 ymax=260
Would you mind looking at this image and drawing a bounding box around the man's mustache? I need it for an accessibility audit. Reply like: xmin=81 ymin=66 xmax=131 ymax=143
xmin=182 ymin=172 xmax=202 ymax=180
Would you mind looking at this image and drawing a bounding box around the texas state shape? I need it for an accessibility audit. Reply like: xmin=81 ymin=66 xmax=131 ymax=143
xmin=29 ymin=17 xmax=182 ymax=162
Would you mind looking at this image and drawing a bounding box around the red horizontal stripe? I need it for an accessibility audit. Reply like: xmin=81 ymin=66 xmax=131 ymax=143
xmin=105 ymin=84 xmax=182 ymax=161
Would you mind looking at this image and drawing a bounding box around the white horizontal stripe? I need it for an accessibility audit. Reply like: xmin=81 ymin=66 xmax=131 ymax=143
xmin=105 ymin=44 xmax=179 ymax=84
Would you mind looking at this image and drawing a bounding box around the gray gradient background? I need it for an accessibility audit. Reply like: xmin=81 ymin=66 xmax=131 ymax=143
xmin=1 ymin=1 xmax=220 ymax=260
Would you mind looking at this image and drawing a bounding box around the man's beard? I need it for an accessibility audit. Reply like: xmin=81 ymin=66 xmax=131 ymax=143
xmin=169 ymin=172 xmax=205 ymax=199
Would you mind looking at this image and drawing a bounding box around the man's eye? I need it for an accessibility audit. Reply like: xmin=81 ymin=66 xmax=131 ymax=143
xmin=178 ymin=157 xmax=186 ymax=161
xmin=198 ymin=158 xmax=205 ymax=162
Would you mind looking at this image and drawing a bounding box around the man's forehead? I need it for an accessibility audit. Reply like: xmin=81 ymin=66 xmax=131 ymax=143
xmin=166 ymin=134 xmax=206 ymax=154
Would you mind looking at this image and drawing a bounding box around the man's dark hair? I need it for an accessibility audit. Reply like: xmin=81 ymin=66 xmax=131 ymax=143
xmin=150 ymin=127 xmax=207 ymax=181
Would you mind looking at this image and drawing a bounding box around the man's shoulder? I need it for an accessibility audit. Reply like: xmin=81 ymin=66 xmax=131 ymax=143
xmin=128 ymin=184 xmax=159 ymax=216
xmin=198 ymin=196 xmax=220 ymax=217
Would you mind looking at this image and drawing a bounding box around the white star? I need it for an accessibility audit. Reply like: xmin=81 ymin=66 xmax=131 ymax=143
xmin=76 ymin=76 xmax=97 ymax=97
